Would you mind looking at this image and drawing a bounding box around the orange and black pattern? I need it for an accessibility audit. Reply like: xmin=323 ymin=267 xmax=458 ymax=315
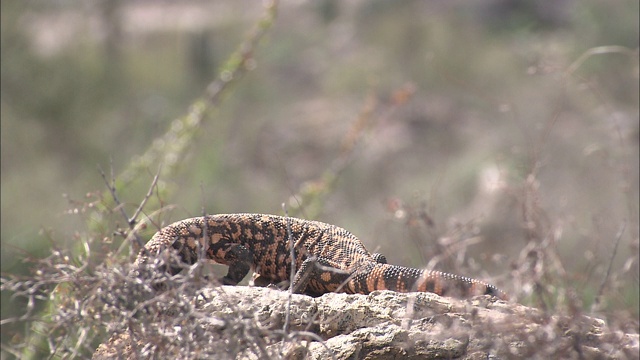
xmin=135 ymin=214 xmax=507 ymax=299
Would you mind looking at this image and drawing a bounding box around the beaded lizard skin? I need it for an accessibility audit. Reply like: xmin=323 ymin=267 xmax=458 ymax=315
xmin=135 ymin=213 xmax=507 ymax=299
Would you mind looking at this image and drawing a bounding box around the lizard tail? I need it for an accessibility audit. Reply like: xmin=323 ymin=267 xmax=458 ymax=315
xmin=350 ymin=263 xmax=508 ymax=300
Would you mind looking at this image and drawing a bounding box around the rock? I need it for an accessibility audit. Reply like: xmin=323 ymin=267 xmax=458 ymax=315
xmin=93 ymin=286 xmax=639 ymax=359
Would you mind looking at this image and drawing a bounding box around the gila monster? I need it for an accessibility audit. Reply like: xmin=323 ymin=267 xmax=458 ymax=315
xmin=135 ymin=213 xmax=507 ymax=300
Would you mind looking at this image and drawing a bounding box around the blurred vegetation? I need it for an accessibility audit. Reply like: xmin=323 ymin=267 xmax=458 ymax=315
xmin=1 ymin=0 xmax=638 ymax=357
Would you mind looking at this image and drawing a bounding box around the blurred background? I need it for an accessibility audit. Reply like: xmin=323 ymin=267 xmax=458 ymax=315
xmin=1 ymin=0 xmax=638 ymax=355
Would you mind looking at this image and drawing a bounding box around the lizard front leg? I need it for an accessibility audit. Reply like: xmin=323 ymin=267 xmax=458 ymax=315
xmin=214 ymin=244 xmax=253 ymax=285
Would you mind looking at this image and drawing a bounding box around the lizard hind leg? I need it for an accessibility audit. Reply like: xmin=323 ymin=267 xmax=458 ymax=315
xmin=291 ymin=257 xmax=351 ymax=296
xmin=372 ymin=253 xmax=387 ymax=264
xmin=290 ymin=257 xmax=317 ymax=294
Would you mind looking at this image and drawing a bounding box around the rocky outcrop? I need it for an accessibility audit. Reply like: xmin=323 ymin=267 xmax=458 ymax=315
xmin=94 ymin=286 xmax=638 ymax=359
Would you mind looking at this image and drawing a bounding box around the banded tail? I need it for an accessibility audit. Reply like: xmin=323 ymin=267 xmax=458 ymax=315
xmin=349 ymin=263 xmax=508 ymax=300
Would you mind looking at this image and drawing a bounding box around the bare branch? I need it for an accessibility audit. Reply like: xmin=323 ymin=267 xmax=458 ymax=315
xmin=129 ymin=165 xmax=162 ymax=227
xmin=593 ymin=221 xmax=627 ymax=310
xmin=99 ymin=163 xmax=130 ymax=229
